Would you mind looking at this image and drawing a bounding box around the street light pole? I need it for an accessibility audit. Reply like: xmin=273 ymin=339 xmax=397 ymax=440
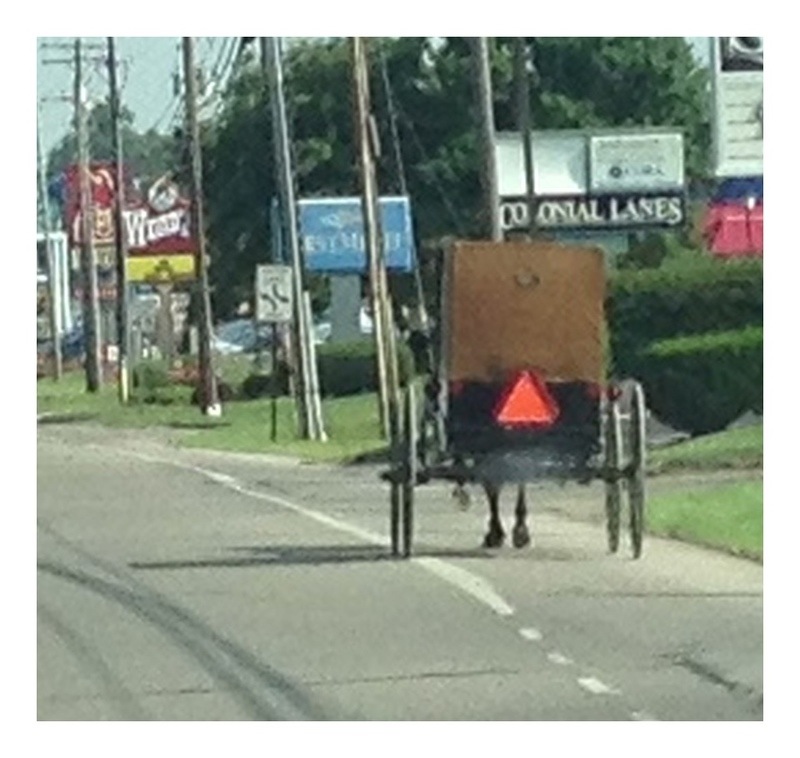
xmin=263 ymin=36 xmax=316 ymax=440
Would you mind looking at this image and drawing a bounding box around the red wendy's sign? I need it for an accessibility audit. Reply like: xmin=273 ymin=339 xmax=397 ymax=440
xmin=64 ymin=165 xmax=197 ymax=257
xmin=123 ymin=174 xmax=196 ymax=257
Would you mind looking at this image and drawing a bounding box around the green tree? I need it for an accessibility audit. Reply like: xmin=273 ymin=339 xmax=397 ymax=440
xmin=46 ymin=99 xmax=180 ymax=188
xmin=200 ymin=37 xmax=710 ymax=317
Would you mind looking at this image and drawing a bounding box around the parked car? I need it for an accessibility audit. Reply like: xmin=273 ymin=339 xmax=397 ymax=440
xmin=212 ymin=319 xmax=278 ymax=355
xmin=37 ymin=324 xmax=85 ymax=363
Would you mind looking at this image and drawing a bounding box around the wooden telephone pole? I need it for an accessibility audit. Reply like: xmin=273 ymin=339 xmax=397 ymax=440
xmin=513 ymin=37 xmax=536 ymax=236
xmin=471 ymin=37 xmax=502 ymax=242
xmin=107 ymin=37 xmax=130 ymax=403
xmin=182 ymin=37 xmax=220 ymax=415
xmin=352 ymin=37 xmax=401 ymax=443
xmin=75 ymin=37 xmax=104 ymax=391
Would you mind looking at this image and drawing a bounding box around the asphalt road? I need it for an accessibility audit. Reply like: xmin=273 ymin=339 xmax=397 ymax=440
xmin=37 ymin=422 xmax=763 ymax=721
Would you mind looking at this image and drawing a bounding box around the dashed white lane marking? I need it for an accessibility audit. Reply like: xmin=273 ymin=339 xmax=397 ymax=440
xmin=546 ymin=652 xmax=574 ymax=666
xmin=107 ymin=449 xmax=659 ymax=720
xmin=131 ymin=455 xmax=516 ymax=619
xmin=414 ymin=557 xmax=515 ymax=617
xmin=577 ymin=676 xmax=620 ymax=696
xmin=519 ymin=627 xmax=543 ymax=642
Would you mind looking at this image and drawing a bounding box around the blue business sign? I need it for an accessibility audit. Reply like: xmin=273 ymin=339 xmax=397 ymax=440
xmin=297 ymin=196 xmax=415 ymax=273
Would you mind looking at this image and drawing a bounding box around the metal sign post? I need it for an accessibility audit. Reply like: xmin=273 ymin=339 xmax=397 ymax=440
xmin=256 ymin=264 xmax=294 ymax=442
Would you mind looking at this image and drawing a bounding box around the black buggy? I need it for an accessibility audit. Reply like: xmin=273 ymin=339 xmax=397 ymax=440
xmin=384 ymin=240 xmax=647 ymax=559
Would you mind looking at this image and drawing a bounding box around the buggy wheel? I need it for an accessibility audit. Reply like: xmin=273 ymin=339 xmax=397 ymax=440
xmin=627 ymin=381 xmax=647 ymax=559
xmin=604 ymin=396 xmax=623 ymax=554
xmin=605 ymin=480 xmax=623 ymax=554
xmin=401 ymin=384 xmax=418 ymax=558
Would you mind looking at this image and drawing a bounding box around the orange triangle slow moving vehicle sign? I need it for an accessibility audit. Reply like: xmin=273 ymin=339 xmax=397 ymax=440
xmin=495 ymin=371 xmax=560 ymax=427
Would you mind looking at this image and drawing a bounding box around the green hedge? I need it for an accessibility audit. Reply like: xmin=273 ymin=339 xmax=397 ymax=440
xmin=636 ymin=326 xmax=763 ymax=436
xmin=608 ymin=259 xmax=763 ymax=375
xmin=316 ymin=339 xmax=415 ymax=397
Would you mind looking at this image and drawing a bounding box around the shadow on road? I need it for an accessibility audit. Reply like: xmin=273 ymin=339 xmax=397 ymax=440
xmin=128 ymin=543 xmax=497 ymax=571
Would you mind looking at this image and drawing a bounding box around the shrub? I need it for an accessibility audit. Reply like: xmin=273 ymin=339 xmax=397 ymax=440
xmin=241 ymin=372 xmax=277 ymax=400
xmin=316 ymin=339 xmax=416 ymax=397
xmin=131 ymin=360 xmax=172 ymax=402
xmin=607 ymin=258 xmax=763 ymax=376
xmin=636 ymin=326 xmax=763 ymax=436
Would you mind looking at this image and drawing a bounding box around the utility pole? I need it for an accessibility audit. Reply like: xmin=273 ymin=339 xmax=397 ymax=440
xmin=182 ymin=37 xmax=220 ymax=416
xmin=37 ymin=105 xmax=63 ymax=380
xmin=263 ymin=36 xmax=316 ymax=440
xmin=352 ymin=37 xmax=400 ymax=442
xmin=470 ymin=37 xmax=502 ymax=241
xmin=107 ymin=36 xmax=129 ymax=403
xmin=513 ymin=37 xmax=536 ymax=237
xmin=75 ymin=37 xmax=104 ymax=391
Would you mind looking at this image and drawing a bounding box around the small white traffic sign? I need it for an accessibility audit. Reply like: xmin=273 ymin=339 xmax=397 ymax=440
xmin=256 ymin=265 xmax=293 ymax=323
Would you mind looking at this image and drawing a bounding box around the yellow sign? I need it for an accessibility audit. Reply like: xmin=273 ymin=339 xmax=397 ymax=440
xmin=126 ymin=254 xmax=196 ymax=283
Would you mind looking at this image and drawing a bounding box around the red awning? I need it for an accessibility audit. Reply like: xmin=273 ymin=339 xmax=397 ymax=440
xmin=703 ymin=202 xmax=763 ymax=258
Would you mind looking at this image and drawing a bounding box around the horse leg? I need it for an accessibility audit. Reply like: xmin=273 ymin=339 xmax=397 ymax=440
xmin=482 ymin=482 xmax=505 ymax=548
xmin=512 ymin=484 xmax=531 ymax=548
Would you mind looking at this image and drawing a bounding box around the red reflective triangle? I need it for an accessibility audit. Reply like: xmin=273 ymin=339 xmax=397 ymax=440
xmin=495 ymin=371 xmax=559 ymax=427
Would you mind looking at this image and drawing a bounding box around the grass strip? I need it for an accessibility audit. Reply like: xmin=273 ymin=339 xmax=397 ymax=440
xmin=646 ymin=480 xmax=763 ymax=561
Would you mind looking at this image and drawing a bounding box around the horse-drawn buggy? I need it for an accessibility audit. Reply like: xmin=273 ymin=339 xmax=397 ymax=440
xmin=384 ymin=240 xmax=647 ymax=559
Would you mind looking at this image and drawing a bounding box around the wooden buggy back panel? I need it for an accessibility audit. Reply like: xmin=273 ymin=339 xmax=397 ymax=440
xmin=443 ymin=240 xmax=606 ymax=385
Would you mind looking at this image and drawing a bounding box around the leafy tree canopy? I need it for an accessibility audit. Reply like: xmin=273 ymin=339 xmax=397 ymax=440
xmin=202 ymin=36 xmax=708 ymax=318
xmin=44 ymin=37 xmax=710 ymax=320
xmin=46 ymin=98 xmax=180 ymax=191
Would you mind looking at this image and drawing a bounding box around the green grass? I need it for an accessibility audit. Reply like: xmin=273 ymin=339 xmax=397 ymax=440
xmin=39 ymin=370 xmax=763 ymax=470
xmin=648 ymin=425 xmax=763 ymax=474
xmin=179 ymin=392 xmax=387 ymax=462
xmin=37 ymin=370 xmax=388 ymax=463
xmin=647 ymin=480 xmax=763 ymax=561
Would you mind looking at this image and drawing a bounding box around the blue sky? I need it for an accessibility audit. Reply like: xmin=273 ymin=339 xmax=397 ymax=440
xmin=37 ymin=37 xmax=233 ymax=156
xmin=37 ymin=37 xmax=712 ymax=159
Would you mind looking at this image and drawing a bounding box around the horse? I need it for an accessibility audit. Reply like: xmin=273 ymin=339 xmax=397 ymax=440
xmin=453 ymin=480 xmax=531 ymax=549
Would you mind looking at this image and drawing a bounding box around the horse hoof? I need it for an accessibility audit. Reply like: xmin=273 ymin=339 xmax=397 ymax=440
xmin=483 ymin=530 xmax=505 ymax=549
xmin=512 ymin=525 xmax=531 ymax=549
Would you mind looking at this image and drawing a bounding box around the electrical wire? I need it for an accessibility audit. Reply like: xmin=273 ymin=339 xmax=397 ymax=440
xmin=379 ymin=48 xmax=467 ymax=237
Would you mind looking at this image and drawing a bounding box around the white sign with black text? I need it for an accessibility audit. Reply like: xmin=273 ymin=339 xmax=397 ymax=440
xmin=710 ymin=37 xmax=763 ymax=177
xmin=500 ymin=193 xmax=686 ymax=232
xmin=589 ymin=133 xmax=684 ymax=194
xmin=256 ymin=265 xmax=294 ymax=323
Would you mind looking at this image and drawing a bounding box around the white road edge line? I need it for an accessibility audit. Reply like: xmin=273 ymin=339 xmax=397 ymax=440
xmin=133 ymin=455 xmax=516 ymax=619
